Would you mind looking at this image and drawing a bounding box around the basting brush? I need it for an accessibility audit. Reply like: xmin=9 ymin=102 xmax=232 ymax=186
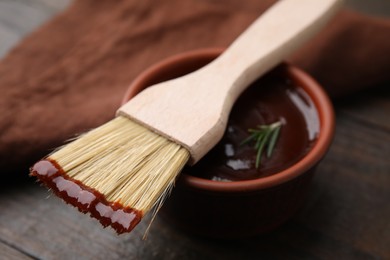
xmin=30 ymin=0 xmax=342 ymax=234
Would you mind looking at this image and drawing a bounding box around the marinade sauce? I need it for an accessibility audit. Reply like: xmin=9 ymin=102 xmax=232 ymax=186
xmin=186 ymin=68 xmax=320 ymax=181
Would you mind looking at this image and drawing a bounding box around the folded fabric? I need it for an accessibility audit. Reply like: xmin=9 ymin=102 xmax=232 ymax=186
xmin=0 ymin=0 xmax=389 ymax=175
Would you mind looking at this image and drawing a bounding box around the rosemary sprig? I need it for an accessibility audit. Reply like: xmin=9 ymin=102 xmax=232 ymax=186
xmin=240 ymin=120 xmax=282 ymax=168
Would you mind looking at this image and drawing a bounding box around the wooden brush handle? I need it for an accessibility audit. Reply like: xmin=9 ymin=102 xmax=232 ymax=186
xmin=118 ymin=0 xmax=342 ymax=164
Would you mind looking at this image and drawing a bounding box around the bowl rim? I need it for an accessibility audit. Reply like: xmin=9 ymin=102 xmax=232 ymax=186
xmin=122 ymin=48 xmax=335 ymax=193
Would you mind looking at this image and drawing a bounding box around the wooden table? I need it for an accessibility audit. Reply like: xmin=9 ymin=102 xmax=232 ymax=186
xmin=0 ymin=1 xmax=389 ymax=259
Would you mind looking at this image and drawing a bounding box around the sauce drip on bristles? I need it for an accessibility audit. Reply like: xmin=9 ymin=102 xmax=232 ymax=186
xmin=30 ymin=116 xmax=189 ymax=234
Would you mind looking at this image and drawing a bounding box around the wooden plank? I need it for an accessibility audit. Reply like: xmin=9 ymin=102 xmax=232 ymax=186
xmin=0 ymin=0 xmax=71 ymax=35
xmin=0 ymin=25 xmax=20 ymax=57
xmin=0 ymin=1 xmax=56 ymax=35
xmin=0 ymin=183 xmax=135 ymax=259
xmin=297 ymin=113 xmax=390 ymax=259
xmin=346 ymin=0 xmax=390 ymax=16
xmin=0 ymin=0 xmax=70 ymax=59
xmin=33 ymin=0 xmax=72 ymax=11
xmin=0 ymin=181 xmax=385 ymax=259
xmin=0 ymin=182 xmax=218 ymax=259
xmin=336 ymin=85 xmax=390 ymax=130
xmin=0 ymin=241 xmax=33 ymax=260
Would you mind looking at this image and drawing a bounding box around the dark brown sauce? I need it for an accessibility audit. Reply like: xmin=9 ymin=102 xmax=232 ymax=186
xmin=187 ymin=68 xmax=319 ymax=181
xmin=30 ymin=159 xmax=142 ymax=234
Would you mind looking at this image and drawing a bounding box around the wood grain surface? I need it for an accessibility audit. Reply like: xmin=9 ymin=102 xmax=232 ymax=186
xmin=0 ymin=0 xmax=389 ymax=259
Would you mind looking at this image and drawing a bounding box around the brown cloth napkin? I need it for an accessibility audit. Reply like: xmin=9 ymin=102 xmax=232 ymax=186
xmin=1 ymin=0 xmax=389 ymax=175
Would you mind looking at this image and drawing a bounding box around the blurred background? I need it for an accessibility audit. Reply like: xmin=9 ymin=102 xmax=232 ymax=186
xmin=0 ymin=0 xmax=389 ymax=58
xmin=0 ymin=1 xmax=389 ymax=259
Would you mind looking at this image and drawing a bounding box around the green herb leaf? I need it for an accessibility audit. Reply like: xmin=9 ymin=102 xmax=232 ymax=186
xmin=267 ymin=123 xmax=281 ymax=158
xmin=241 ymin=120 xmax=282 ymax=168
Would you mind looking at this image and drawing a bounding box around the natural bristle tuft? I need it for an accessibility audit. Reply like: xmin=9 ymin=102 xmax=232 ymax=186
xmin=30 ymin=116 xmax=189 ymax=234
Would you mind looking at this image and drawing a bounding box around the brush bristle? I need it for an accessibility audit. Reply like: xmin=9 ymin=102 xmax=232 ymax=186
xmin=30 ymin=116 xmax=189 ymax=234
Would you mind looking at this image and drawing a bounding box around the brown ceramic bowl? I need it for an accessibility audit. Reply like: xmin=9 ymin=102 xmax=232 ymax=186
xmin=122 ymin=48 xmax=334 ymax=239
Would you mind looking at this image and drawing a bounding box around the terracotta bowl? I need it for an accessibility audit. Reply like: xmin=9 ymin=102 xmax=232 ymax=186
xmin=122 ymin=48 xmax=335 ymax=239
